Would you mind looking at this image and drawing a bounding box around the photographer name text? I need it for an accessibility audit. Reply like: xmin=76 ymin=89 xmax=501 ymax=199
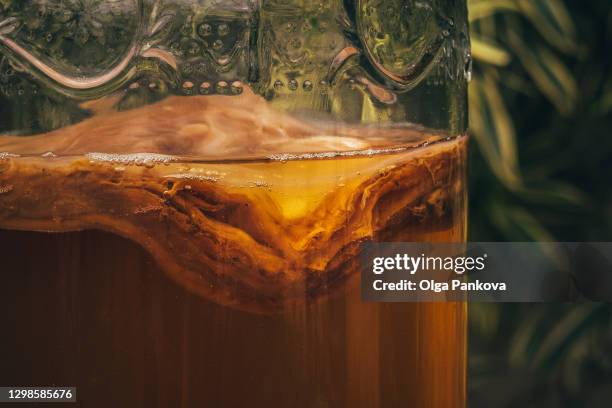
xmin=371 ymin=253 xmax=507 ymax=293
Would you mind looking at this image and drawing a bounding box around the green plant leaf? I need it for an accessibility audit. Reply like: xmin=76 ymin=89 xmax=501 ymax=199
xmin=472 ymin=35 xmax=512 ymax=66
xmin=530 ymin=304 xmax=606 ymax=371
xmin=468 ymin=0 xmax=519 ymax=22
xmin=472 ymin=13 xmax=498 ymax=39
xmin=469 ymin=72 xmax=521 ymax=187
xmin=509 ymin=307 xmax=548 ymax=367
xmin=507 ymin=207 xmax=557 ymax=242
xmin=488 ymin=200 xmax=556 ymax=242
xmin=506 ymin=22 xmax=578 ymax=115
xmin=516 ymin=181 xmax=590 ymax=208
xmin=562 ymin=333 xmax=590 ymax=392
xmin=516 ymin=0 xmax=578 ymax=53
xmin=599 ymin=91 xmax=612 ymax=114
xmin=469 ymin=303 xmax=501 ymax=340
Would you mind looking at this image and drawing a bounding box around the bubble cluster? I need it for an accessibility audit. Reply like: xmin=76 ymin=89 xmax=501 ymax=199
xmin=268 ymin=146 xmax=407 ymax=162
xmin=247 ymin=180 xmax=271 ymax=188
xmin=165 ymin=173 xmax=220 ymax=183
xmin=86 ymin=152 xmax=177 ymax=167
xmin=0 ymin=152 xmax=20 ymax=161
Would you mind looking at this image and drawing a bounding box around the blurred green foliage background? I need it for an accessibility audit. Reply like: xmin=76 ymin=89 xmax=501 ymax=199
xmin=467 ymin=0 xmax=612 ymax=406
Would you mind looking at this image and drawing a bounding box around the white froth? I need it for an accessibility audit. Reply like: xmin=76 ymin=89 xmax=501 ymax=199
xmin=164 ymin=174 xmax=221 ymax=183
xmin=0 ymin=152 xmax=20 ymax=160
xmin=267 ymin=146 xmax=407 ymax=162
xmin=86 ymin=152 xmax=177 ymax=166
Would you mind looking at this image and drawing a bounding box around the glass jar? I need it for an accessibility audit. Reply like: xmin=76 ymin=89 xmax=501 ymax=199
xmin=0 ymin=1 xmax=470 ymax=407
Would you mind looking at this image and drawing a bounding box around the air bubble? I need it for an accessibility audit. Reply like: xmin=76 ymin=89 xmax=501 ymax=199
xmin=303 ymin=80 xmax=313 ymax=92
xmin=288 ymin=79 xmax=298 ymax=91
xmin=273 ymin=80 xmax=284 ymax=90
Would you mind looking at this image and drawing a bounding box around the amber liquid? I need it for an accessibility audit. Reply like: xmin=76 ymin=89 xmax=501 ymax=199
xmin=0 ymin=93 xmax=467 ymax=407
xmin=0 ymin=230 xmax=466 ymax=408
xmin=0 ymin=146 xmax=466 ymax=407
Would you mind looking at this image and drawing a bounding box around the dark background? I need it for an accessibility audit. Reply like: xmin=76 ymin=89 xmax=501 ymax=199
xmin=467 ymin=0 xmax=612 ymax=406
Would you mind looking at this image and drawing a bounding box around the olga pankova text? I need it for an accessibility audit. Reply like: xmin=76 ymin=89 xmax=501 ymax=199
xmin=372 ymin=279 xmax=507 ymax=293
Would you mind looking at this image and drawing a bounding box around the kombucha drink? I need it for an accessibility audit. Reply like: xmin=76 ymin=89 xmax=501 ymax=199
xmin=0 ymin=90 xmax=466 ymax=407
